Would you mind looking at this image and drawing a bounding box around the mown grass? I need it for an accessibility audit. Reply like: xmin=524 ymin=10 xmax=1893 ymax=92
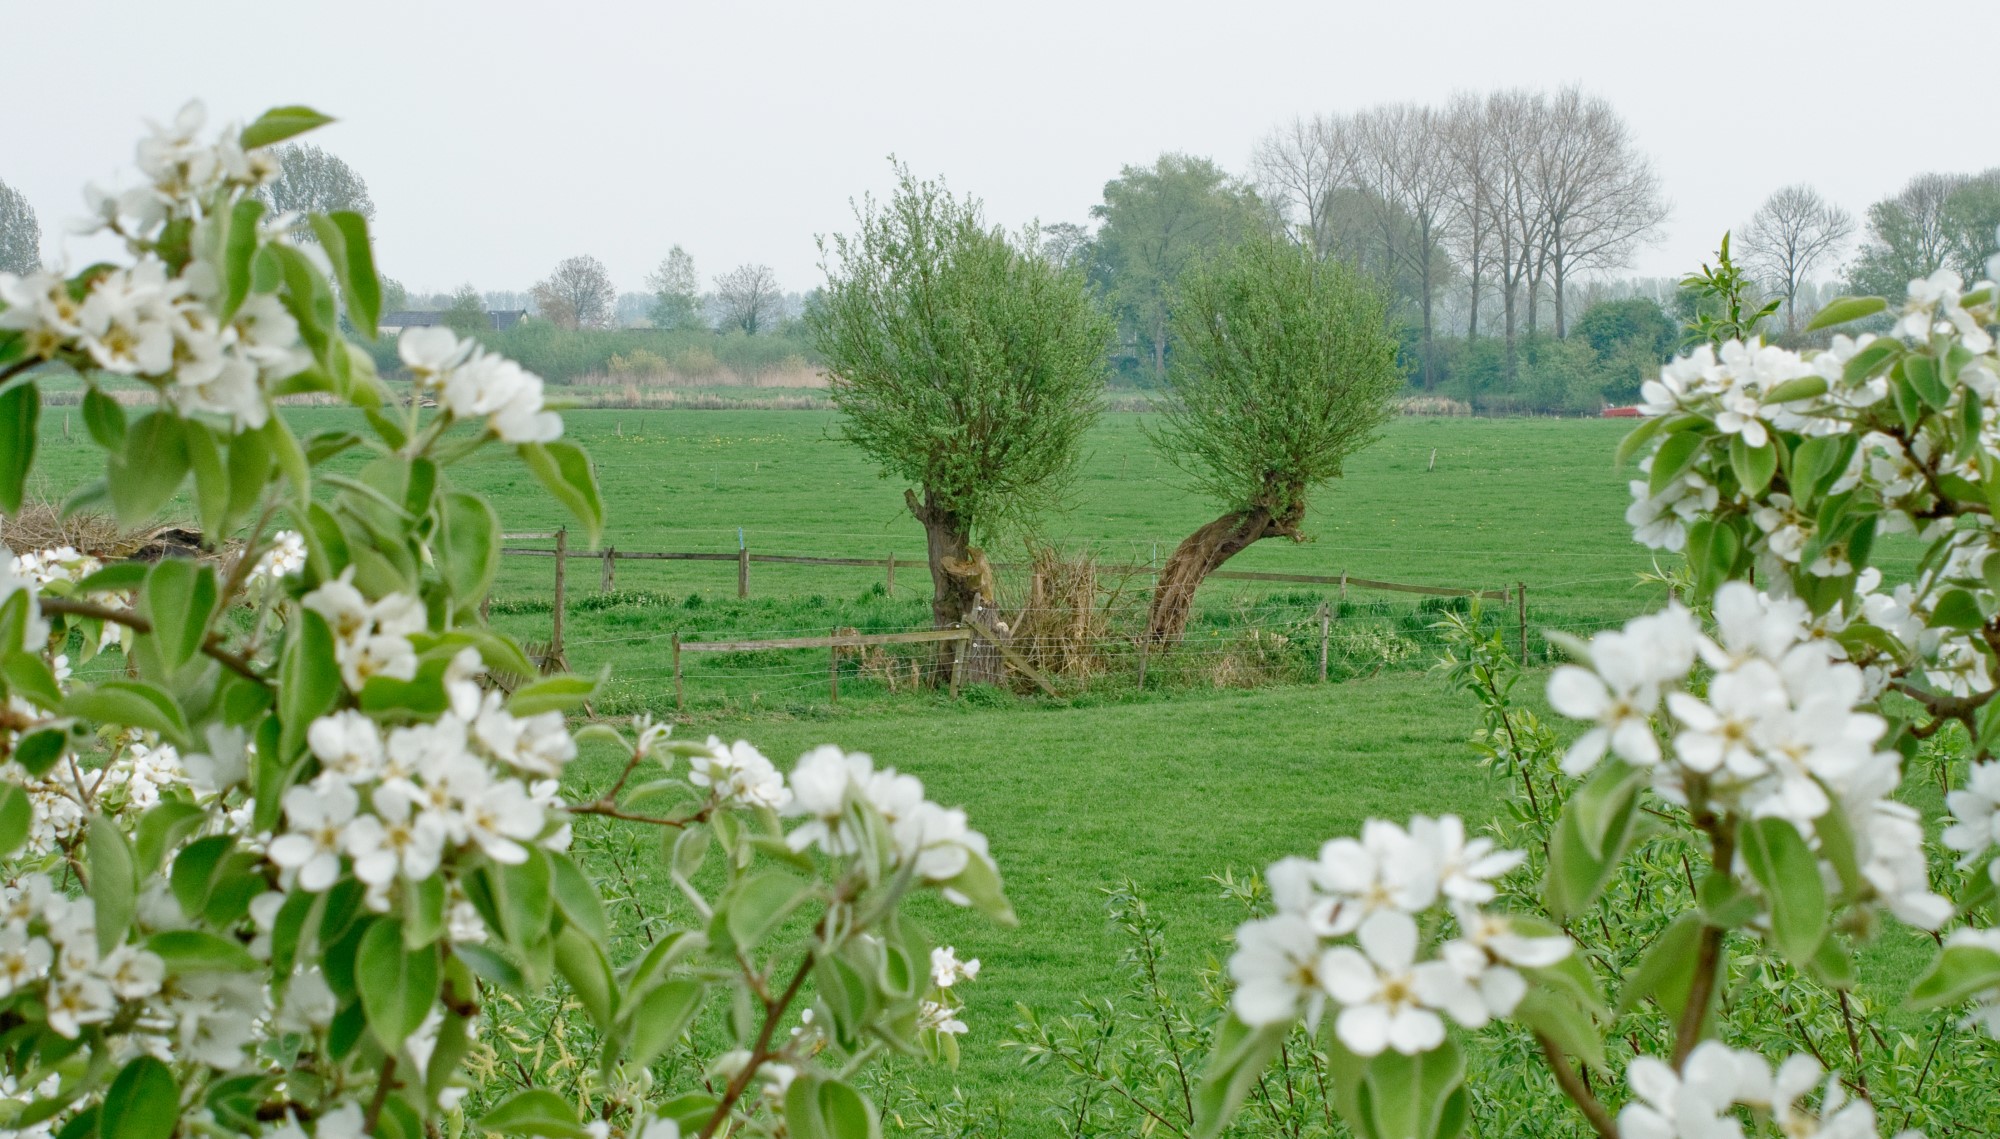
xmin=561 ymin=672 xmax=1503 ymax=1124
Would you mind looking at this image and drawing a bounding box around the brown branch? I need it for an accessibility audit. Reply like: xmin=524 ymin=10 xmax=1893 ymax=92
xmin=1536 ymin=1032 xmax=1618 ymax=1139
xmin=1673 ymin=820 xmax=1734 ymax=1068
xmin=567 ymin=801 xmax=691 ymax=828
xmin=696 ymin=950 xmax=816 ymax=1139
xmin=363 ymin=1056 xmax=398 ymax=1134
xmin=36 ymin=597 xmax=266 ymax=684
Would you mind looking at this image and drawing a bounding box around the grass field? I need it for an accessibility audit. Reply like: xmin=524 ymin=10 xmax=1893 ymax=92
xmin=19 ymin=406 xmax=1954 ymax=1131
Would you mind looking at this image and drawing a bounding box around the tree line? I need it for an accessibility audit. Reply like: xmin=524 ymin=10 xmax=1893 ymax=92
xmin=3 ymin=109 xmax=1995 ymax=410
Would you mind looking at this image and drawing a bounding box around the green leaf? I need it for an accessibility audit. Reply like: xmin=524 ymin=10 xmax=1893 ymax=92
xmin=12 ymin=726 xmax=69 ymax=777
xmin=240 ymin=105 xmax=333 ymax=150
xmin=220 ymin=197 xmax=266 ymax=321
xmin=1805 ymin=295 xmax=1888 ymax=332
xmin=1359 ymin=1038 xmax=1466 ymax=1139
xmin=1843 ymin=338 xmax=1901 ymax=385
xmin=1545 ymin=762 xmax=1644 ymax=921
xmin=623 ymin=978 xmax=704 ymax=1069
xmin=716 ymin=870 xmax=811 ymax=953
xmin=548 ymin=853 xmax=607 ymax=944
xmin=453 ymin=943 xmax=526 ymax=992
xmin=1648 ymin=430 xmax=1706 ymax=500
xmin=170 ymin=834 xmax=265 ymax=928
xmin=1762 ymin=374 xmax=1828 ymax=404
xmin=938 ymin=848 xmax=1016 ymax=925
xmin=814 ymin=1079 xmax=881 ymax=1139
xmin=1739 ymin=817 xmax=1826 ymax=965
xmin=279 ymin=612 xmax=341 ymax=761
xmin=135 ymin=800 xmax=208 ymax=880
xmin=62 ymin=680 xmax=191 ymax=749
xmin=88 ymin=814 xmax=138 ymax=956
xmin=1612 ymin=413 xmax=1669 ymax=468
xmin=83 ymin=386 xmax=126 ymax=450
xmin=0 ymin=381 xmax=37 ymax=515
xmin=478 ymin=1091 xmax=584 ymax=1139
xmin=2 ymin=651 xmax=65 ymax=711
xmin=552 ymin=924 xmax=615 ymax=1028
xmin=142 ymin=559 xmax=219 ymax=672
xmin=1903 ymin=355 xmax=1949 ymax=409
xmin=0 ymin=785 xmax=31 ymax=857
xmin=109 ymin=412 xmax=190 ymax=528
xmin=185 ymin=420 xmax=228 ymax=538
xmin=146 ymin=929 xmax=259 ymax=973
xmin=317 ymin=211 xmax=381 ymax=339
xmin=1932 ymin=588 xmax=1985 ymax=632
xmin=1728 ymin=435 xmax=1777 ymax=496
xmin=98 ymin=1057 xmax=177 ymax=1139
xmin=438 ymin=491 xmax=500 ymax=606
xmin=357 ymin=918 xmax=440 ymax=1053
xmin=506 ymin=675 xmax=596 ymax=718
xmin=1910 ymin=943 xmax=2000 ymax=1009
xmin=1192 ymin=1013 xmax=1287 ymax=1139
xmin=518 ymin=442 xmax=605 ymax=546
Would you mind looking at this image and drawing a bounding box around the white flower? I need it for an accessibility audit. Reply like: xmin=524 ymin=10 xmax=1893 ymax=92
xmin=45 ymin=972 xmax=116 ymax=1038
xmin=0 ymin=925 xmax=52 ymax=997
xmin=1408 ymin=939 xmax=1525 ymax=1029
xmin=250 ymin=530 xmax=307 ymax=581
xmin=471 ymin=692 xmax=575 ymax=778
xmin=95 ymin=944 xmax=164 ymax=1000
xmin=917 ymin=999 xmax=968 ymax=1036
xmin=1228 ymin=913 xmax=1331 ymax=1028
xmin=458 ymin=779 xmax=544 ymax=865
xmin=399 ymin=327 xmax=474 ymax=384
xmin=930 ymin=945 xmax=981 ymax=988
xmin=346 ymin=790 xmax=447 ymax=890
xmin=1408 ymin=815 xmax=1521 ymax=904
xmin=269 ymin=781 xmax=360 ymax=892
xmin=1616 ymin=1043 xmax=1767 ymax=1139
xmin=692 ymin=738 xmax=793 ymax=811
xmin=1320 ymin=910 xmax=1446 ymax=1056
xmin=1946 ymin=761 xmax=2000 ymax=864
xmin=1309 ymin=819 xmax=1440 ymax=935
xmin=309 ymin=710 xmax=386 ymax=785
xmin=783 ymin=746 xmax=870 ymax=855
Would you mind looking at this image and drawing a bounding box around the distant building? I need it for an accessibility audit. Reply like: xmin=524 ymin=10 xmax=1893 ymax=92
xmin=379 ymin=310 xmax=529 ymax=334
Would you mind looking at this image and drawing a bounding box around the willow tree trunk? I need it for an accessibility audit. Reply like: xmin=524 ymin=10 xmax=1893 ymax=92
xmin=906 ymin=488 xmax=988 ymax=685
xmin=1144 ymin=501 xmax=1304 ymax=644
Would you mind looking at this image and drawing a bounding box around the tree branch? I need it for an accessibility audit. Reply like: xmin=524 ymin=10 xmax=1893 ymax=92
xmin=36 ymin=597 xmax=266 ymax=684
xmin=1536 ymin=1032 xmax=1618 ymax=1139
xmin=696 ymin=950 xmax=816 ymax=1139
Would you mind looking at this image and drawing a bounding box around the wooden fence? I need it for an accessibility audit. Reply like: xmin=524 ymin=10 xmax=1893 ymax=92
xmin=499 ymin=531 xmax=1534 ymax=694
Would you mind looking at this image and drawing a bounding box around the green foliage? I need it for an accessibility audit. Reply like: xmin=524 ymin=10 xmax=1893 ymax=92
xmin=1679 ymin=232 xmax=1780 ymax=347
xmin=1089 ymin=154 xmax=1267 ymax=385
xmin=1153 ymin=237 xmax=1401 ymax=520
xmin=810 ymin=164 xmax=1111 ymax=539
xmin=1846 ymin=169 xmax=2000 ymax=299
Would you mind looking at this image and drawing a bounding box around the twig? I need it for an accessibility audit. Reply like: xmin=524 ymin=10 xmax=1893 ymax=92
xmin=696 ymin=951 xmax=816 ymax=1139
xmin=363 ymin=1056 xmax=398 ymax=1134
xmin=1673 ymin=819 xmax=1734 ymax=1067
xmin=1536 ymin=1032 xmax=1618 ymax=1139
xmin=567 ymin=801 xmax=690 ymax=828
xmin=1836 ymin=989 xmax=1869 ymax=1097
xmin=36 ymin=597 xmax=265 ymax=684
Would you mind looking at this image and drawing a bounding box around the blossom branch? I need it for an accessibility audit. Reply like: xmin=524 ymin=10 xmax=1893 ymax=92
xmin=36 ymin=596 xmax=266 ymax=684
xmin=1671 ymin=818 xmax=1733 ymax=1068
xmin=696 ymin=948 xmax=816 ymax=1139
xmin=1535 ymin=1032 xmax=1618 ymax=1139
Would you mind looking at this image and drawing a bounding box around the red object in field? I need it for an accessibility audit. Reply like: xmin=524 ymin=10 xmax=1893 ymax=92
xmin=1601 ymin=406 xmax=1642 ymax=417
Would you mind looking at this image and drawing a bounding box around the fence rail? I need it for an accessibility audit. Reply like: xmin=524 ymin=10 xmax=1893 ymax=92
xmin=499 ymin=536 xmax=1513 ymax=602
xmin=498 ymin=530 xmax=1532 ymax=703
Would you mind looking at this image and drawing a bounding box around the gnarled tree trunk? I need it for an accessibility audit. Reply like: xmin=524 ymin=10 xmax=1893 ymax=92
xmin=1145 ymin=499 xmax=1305 ymax=645
xmin=906 ymin=488 xmax=1002 ymax=686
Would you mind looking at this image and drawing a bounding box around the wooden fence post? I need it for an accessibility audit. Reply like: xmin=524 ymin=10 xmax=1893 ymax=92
xmin=1338 ymin=570 xmax=1348 ymax=605
xmin=672 ymin=633 xmax=683 ymax=714
xmin=737 ymin=545 xmax=749 ymax=599
xmin=949 ymin=632 xmax=964 ymax=699
xmin=1517 ymin=582 xmax=1528 ymax=667
xmin=828 ymin=629 xmax=839 ymax=705
xmin=601 ymin=547 xmax=615 ymax=593
xmin=1319 ymin=602 xmax=1330 ymax=683
xmin=550 ymin=527 xmax=567 ymax=669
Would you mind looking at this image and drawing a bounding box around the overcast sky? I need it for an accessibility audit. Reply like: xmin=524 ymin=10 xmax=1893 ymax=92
xmin=5 ymin=0 xmax=1995 ymax=300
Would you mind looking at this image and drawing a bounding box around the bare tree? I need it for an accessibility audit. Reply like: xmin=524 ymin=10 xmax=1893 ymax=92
xmin=0 ymin=178 xmax=39 ymax=275
xmin=1739 ymin=186 xmax=1855 ymax=335
xmin=1483 ymin=90 xmax=1548 ymax=377
xmin=1250 ymin=114 xmax=1355 ymax=259
xmin=714 ymin=264 xmax=783 ymax=334
xmin=1441 ymin=95 xmax=1495 ymax=339
xmin=1530 ymin=87 xmax=1669 ymax=338
xmin=1359 ymin=104 xmax=1458 ymax=386
xmin=532 ymin=255 xmax=616 ymax=330
xmin=263 ymin=143 xmax=375 ymax=221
